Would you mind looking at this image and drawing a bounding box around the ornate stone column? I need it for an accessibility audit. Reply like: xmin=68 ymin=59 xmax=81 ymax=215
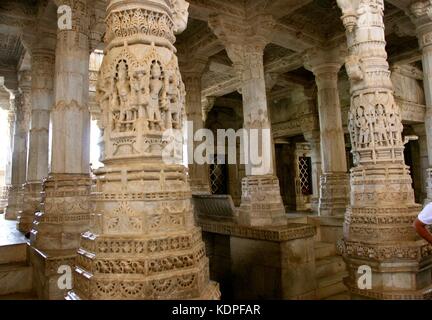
xmin=411 ymin=1 xmax=432 ymax=204
xmin=305 ymin=48 xmax=350 ymax=216
xmin=5 ymin=77 xmax=31 ymax=220
xmin=209 ymin=14 xmax=286 ymax=226
xmin=337 ymin=0 xmax=432 ymax=299
xmin=67 ymin=0 xmax=219 ymax=300
xmin=29 ymin=0 xmax=92 ymax=300
xmin=18 ymin=49 xmax=55 ymax=233
xmin=181 ymin=58 xmax=211 ymax=194
xmin=1 ymin=102 xmax=16 ymax=212
xmin=294 ymin=85 xmax=322 ymax=213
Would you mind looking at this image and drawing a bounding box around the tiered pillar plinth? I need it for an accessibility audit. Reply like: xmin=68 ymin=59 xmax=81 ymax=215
xmin=238 ymin=175 xmax=286 ymax=226
xmin=18 ymin=182 xmax=42 ymax=233
xmin=5 ymin=185 xmax=23 ymax=220
xmin=0 ymin=185 xmax=11 ymax=212
xmin=68 ymin=165 xmax=219 ymax=300
xmin=30 ymin=174 xmax=91 ymax=251
xmin=319 ymin=173 xmax=350 ymax=217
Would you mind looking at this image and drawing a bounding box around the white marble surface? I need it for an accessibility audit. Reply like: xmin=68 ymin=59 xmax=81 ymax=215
xmin=0 ymin=214 xmax=26 ymax=247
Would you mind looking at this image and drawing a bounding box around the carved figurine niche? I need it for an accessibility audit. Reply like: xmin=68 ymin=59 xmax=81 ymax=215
xmin=148 ymin=60 xmax=167 ymax=131
xmin=131 ymin=70 xmax=150 ymax=129
xmin=165 ymin=70 xmax=185 ymax=130
xmin=113 ymin=60 xmax=137 ymax=133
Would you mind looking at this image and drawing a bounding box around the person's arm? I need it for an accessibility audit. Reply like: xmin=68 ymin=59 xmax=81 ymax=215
xmin=413 ymin=218 xmax=432 ymax=244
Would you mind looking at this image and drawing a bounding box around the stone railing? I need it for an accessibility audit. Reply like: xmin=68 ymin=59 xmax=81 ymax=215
xmin=193 ymin=194 xmax=238 ymax=223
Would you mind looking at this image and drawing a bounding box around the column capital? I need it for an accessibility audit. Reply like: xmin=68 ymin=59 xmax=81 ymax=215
xmin=265 ymin=72 xmax=281 ymax=93
xmin=179 ymin=55 xmax=208 ymax=76
xmin=208 ymin=14 xmax=275 ymax=72
xmin=337 ymin=0 xmax=385 ymax=33
xmin=304 ymin=46 xmax=347 ymax=77
xmin=410 ymin=1 xmax=432 ymax=49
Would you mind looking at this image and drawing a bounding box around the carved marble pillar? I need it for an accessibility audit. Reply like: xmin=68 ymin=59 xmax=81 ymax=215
xmin=303 ymin=130 xmax=322 ymax=213
xmin=29 ymin=0 xmax=92 ymax=300
xmin=181 ymin=60 xmax=211 ymax=194
xmin=305 ymin=48 xmax=350 ymax=216
xmin=296 ymin=86 xmax=322 ymax=213
xmin=209 ymin=15 xmax=286 ymax=227
xmin=2 ymin=107 xmax=16 ymax=214
xmin=411 ymin=1 xmax=432 ymax=204
xmin=5 ymin=77 xmax=31 ymax=220
xmin=337 ymin=0 xmax=432 ymax=299
xmin=18 ymin=49 xmax=55 ymax=233
xmin=67 ymin=0 xmax=219 ymax=300
xmin=1 ymin=97 xmax=16 ymax=212
xmin=413 ymin=124 xmax=429 ymax=202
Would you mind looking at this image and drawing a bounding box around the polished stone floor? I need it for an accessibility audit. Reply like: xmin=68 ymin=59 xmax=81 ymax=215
xmin=0 ymin=213 xmax=26 ymax=247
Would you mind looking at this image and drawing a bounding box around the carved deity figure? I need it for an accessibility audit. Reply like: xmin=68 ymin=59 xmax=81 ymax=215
xmin=131 ymin=70 xmax=149 ymax=128
xmin=166 ymin=73 xmax=184 ymax=129
xmin=148 ymin=62 xmax=165 ymax=130
xmin=374 ymin=104 xmax=388 ymax=146
xmin=356 ymin=106 xmax=371 ymax=148
xmin=116 ymin=61 xmax=133 ymax=131
xmin=357 ymin=0 xmax=383 ymax=27
xmin=387 ymin=105 xmax=403 ymax=145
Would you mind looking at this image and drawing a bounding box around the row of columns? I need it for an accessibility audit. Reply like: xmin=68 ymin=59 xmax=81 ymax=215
xmin=1 ymin=0 xmax=432 ymax=300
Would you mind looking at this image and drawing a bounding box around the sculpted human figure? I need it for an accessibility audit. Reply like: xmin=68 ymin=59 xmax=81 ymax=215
xmin=375 ymin=104 xmax=388 ymax=146
xmin=356 ymin=107 xmax=371 ymax=148
xmin=387 ymin=105 xmax=403 ymax=145
xmin=166 ymin=73 xmax=182 ymax=129
xmin=116 ymin=61 xmax=132 ymax=131
xmin=148 ymin=62 xmax=165 ymax=130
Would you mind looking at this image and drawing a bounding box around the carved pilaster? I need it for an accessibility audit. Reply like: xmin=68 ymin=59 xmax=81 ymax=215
xmin=66 ymin=0 xmax=219 ymax=300
xmin=337 ymin=0 xmax=431 ymax=300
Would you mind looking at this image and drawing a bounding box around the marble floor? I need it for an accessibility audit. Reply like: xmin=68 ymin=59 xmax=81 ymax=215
xmin=0 ymin=213 xmax=26 ymax=247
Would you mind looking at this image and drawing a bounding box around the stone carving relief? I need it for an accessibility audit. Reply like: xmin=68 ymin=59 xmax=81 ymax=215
xmin=348 ymin=91 xmax=404 ymax=164
xmin=97 ymin=44 xmax=186 ymax=160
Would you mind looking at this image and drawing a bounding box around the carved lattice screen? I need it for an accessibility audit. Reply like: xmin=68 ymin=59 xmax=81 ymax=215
xmin=298 ymin=157 xmax=313 ymax=196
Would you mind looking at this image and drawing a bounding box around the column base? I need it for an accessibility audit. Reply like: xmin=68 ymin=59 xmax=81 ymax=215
xmin=339 ymin=240 xmax=432 ymax=300
xmin=190 ymin=180 xmax=211 ymax=195
xmin=18 ymin=182 xmax=42 ymax=233
xmin=339 ymin=164 xmax=432 ymax=299
xmin=0 ymin=185 xmax=11 ymax=213
xmin=28 ymin=244 xmax=76 ymax=300
xmin=4 ymin=185 xmax=24 ymax=220
xmin=30 ymin=174 xmax=92 ymax=252
xmin=238 ymin=175 xmax=286 ymax=227
xmin=66 ymin=281 xmax=221 ymax=301
xmin=425 ymin=168 xmax=432 ymax=205
xmin=66 ymin=229 xmax=221 ymax=300
xmin=318 ymin=172 xmax=350 ymax=216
